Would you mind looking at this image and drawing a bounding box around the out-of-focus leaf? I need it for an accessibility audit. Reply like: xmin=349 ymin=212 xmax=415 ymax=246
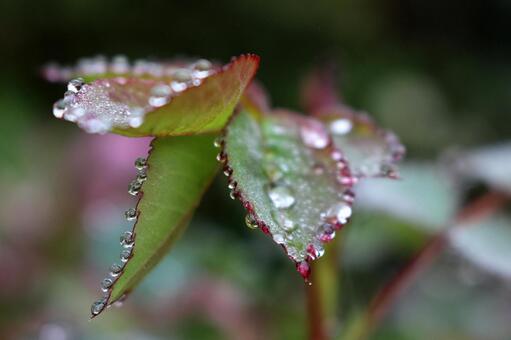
xmin=316 ymin=107 xmax=405 ymax=178
xmin=93 ymin=135 xmax=219 ymax=317
xmin=221 ymin=110 xmax=355 ymax=275
xmin=454 ymin=142 xmax=511 ymax=194
xmin=49 ymin=54 xmax=260 ymax=136
xmin=355 ymin=163 xmax=460 ymax=231
xmin=449 ymin=215 xmax=511 ymax=280
xmin=301 ymin=65 xmax=405 ymax=178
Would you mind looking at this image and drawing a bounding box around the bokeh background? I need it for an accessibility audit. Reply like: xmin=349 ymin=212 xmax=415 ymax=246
xmin=1 ymin=0 xmax=511 ymax=339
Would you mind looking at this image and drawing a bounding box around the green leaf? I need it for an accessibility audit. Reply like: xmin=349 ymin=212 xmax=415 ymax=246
xmin=221 ymin=110 xmax=354 ymax=275
xmin=50 ymin=54 xmax=260 ymax=136
xmin=93 ymin=134 xmax=219 ymax=317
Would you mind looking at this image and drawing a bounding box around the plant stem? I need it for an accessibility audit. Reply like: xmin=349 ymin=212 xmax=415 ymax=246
xmin=307 ymin=236 xmax=343 ymax=340
xmin=342 ymin=191 xmax=508 ymax=339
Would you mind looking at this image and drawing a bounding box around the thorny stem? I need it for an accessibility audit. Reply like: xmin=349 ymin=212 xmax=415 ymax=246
xmin=342 ymin=191 xmax=508 ymax=340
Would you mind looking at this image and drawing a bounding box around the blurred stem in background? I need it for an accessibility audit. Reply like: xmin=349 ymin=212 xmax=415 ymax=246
xmin=340 ymin=191 xmax=509 ymax=340
xmin=307 ymin=235 xmax=343 ymax=340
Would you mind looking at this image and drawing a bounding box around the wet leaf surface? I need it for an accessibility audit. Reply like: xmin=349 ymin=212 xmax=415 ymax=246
xmin=49 ymin=54 xmax=259 ymax=136
xmin=222 ymin=110 xmax=355 ymax=272
xmin=93 ymin=135 xmax=219 ymax=316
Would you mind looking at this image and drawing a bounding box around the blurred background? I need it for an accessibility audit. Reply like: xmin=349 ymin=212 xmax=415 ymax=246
xmin=1 ymin=0 xmax=511 ymax=339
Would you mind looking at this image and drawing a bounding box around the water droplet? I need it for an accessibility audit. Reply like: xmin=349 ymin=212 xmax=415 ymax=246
xmin=245 ymin=214 xmax=258 ymax=229
xmin=110 ymin=263 xmax=124 ymax=275
xmin=329 ymin=118 xmax=353 ymax=135
xmin=271 ymin=210 xmax=295 ymax=231
xmin=342 ymin=189 xmax=355 ymax=203
xmin=53 ymin=99 xmax=66 ymax=118
xmin=148 ymin=96 xmax=169 ymax=107
xmin=216 ymin=152 xmax=227 ymax=163
xmin=307 ymin=244 xmax=325 ymax=260
xmin=91 ymin=298 xmax=107 ymax=316
xmin=170 ymin=81 xmax=187 ymax=92
xmin=273 ymin=233 xmax=286 ymax=244
xmin=137 ymin=172 xmax=147 ymax=183
xmin=124 ymin=208 xmax=137 ymax=221
xmin=64 ymin=107 xmax=85 ymax=122
xmin=172 ymin=69 xmax=192 ymax=82
xmin=81 ymin=118 xmax=111 ymax=134
xmin=223 ymin=166 xmax=233 ymax=177
xmin=326 ymin=202 xmax=352 ymax=224
xmin=228 ymin=181 xmax=237 ymax=190
xmin=134 ymin=157 xmax=147 ymax=170
xmin=128 ymin=117 xmax=143 ymax=128
xmin=67 ymin=77 xmax=84 ymax=93
xmin=229 ymin=190 xmax=237 ymax=200
xmin=213 ymin=137 xmax=223 ymax=148
xmin=128 ymin=180 xmax=142 ymax=196
xmin=195 ymin=59 xmax=212 ymax=71
xmin=296 ymin=261 xmax=311 ymax=282
xmin=319 ymin=223 xmax=336 ymax=243
xmin=120 ymin=231 xmax=134 ymax=247
xmin=268 ymin=186 xmax=295 ymax=209
xmin=120 ymin=248 xmax=133 ymax=262
xmin=300 ymin=120 xmax=329 ymax=149
xmin=101 ymin=277 xmax=114 ymax=291
xmin=111 ymin=55 xmax=130 ymax=74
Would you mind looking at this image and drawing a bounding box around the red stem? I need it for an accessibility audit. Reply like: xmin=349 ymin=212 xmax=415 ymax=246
xmin=307 ymin=271 xmax=327 ymax=340
xmin=366 ymin=191 xmax=508 ymax=329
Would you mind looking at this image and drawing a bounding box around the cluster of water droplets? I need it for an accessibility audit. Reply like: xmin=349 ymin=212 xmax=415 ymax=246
xmin=51 ymin=56 xmax=217 ymax=134
xmin=90 ymin=157 xmax=147 ymax=317
xmin=324 ymin=111 xmax=405 ymax=178
xmin=221 ymin=113 xmax=358 ymax=282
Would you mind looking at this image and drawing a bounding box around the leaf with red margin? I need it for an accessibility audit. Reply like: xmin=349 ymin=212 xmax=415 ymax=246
xmin=221 ymin=109 xmax=355 ymax=280
xmin=301 ymin=66 xmax=405 ymax=178
xmin=91 ymin=135 xmax=219 ymax=318
xmin=49 ymin=54 xmax=260 ymax=137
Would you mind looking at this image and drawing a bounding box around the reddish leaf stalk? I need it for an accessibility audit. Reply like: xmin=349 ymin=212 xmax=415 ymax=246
xmin=363 ymin=191 xmax=508 ymax=336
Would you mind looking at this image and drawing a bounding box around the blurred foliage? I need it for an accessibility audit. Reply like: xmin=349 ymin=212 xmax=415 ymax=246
xmin=1 ymin=0 xmax=510 ymax=339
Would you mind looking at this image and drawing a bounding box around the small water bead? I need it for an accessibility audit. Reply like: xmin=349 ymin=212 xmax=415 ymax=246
xmin=110 ymin=263 xmax=124 ymax=275
xmin=194 ymin=59 xmax=212 ymax=71
xmin=81 ymin=118 xmax=111 ymax=134
xmin=120 ymin=248 xmax=133 ymax=262
xmin=296 ymin=261 xmax=311 ymax=282
xmin=128 ymin=180 xmax=142 ymax=196
xmin=111 ymin=55 xmax=130 ymax=74
xmin=53 ymin=100 xmax=66 ymax=118
xmin=326 ymin=202 xmax=352 ymax=224
xmin=245 ymin=214 xmax=258 ymax=229
xmin=268 ymin=186 xmax=295 ymax=209
xmin=120 ymin=231 xmax=134 ymax=247
xmin=213 ymin=137 xmax=223 ymax=148
xmin=64 ymin=107 xmax=85 ymax=122
xmin=67 ymin=78 xmax=84 ymax=93
xmin=134 ymin=157 xmax=147 ymax=170
xmin=307 ymin=244 xmax=325 ymax=260
xmin=229 ymin=190 xmax=238 ymax=200
xmin=172 ymin=68 xmax=192 ymax=82
xmin=273 ymin=233 xmax=286 ymax=244
xmin=124 ymin=208 xmax=137 ymax=221
xmin=216 ymin=152 xmax=227 ymax=163
xmin=91 ymin=298 xmax=107 ymax=316
xmin=329 ymin=118 xmax=353 ymax=135
xmin=300 ymin=120 xmax=330 ymax=149
xmin=170 ymin=81 xmax=188 ymax=92
xmin=223 ymin=166 xmax=233 ymax=177
xmin=101 ymin=277 xmax=114 ymax=291
xmin=228 ymin=181 xmax=237 ymax=190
